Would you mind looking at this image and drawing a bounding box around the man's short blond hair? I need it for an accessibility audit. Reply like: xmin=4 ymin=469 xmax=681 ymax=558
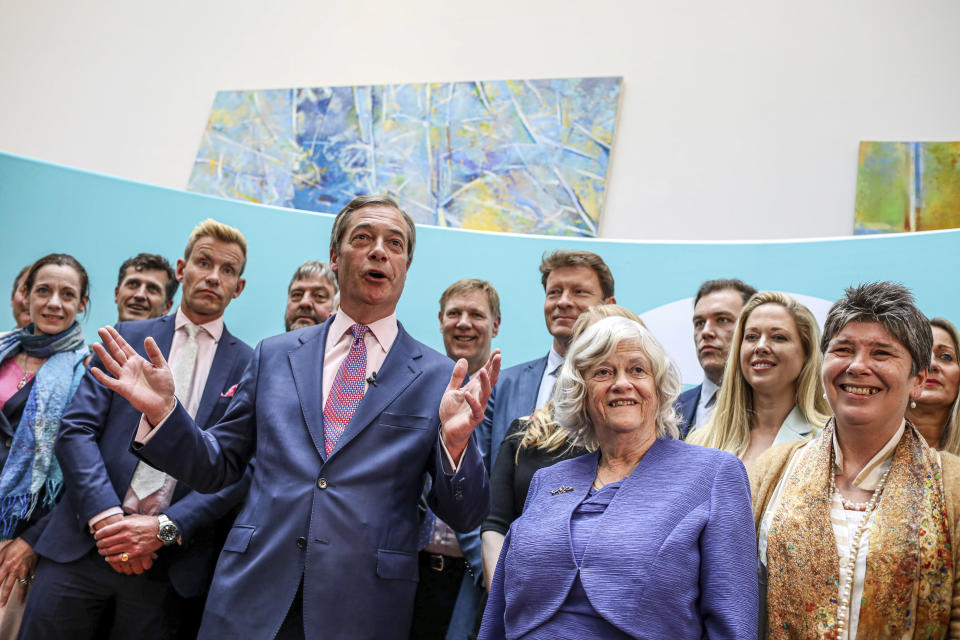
xmin=184 ymin=219 xmax=248 ymax=274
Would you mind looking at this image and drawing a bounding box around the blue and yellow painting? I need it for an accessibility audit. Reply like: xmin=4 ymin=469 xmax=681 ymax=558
xmin=188 ymin=77 xmax=622 ymax=237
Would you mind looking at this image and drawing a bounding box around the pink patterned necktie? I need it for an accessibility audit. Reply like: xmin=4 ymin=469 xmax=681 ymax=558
xmin=323 ymin=323 xmax=369 ymax=456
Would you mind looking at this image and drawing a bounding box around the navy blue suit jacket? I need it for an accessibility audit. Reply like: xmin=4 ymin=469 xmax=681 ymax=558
xmin=675 ymin=383 xmax=702 ymax=439
xmin=480 ymin=439 xmax=758 ymax=639
xmin=133 ymin=317 xmax=490 ymax=640
xmin=35 ymin=314 xmax=253 ymax=598
xmin=476 ymin=355 xmax=548 ymax=473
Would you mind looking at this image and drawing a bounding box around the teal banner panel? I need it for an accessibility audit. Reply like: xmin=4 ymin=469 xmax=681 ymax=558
xmin=2 ymin=151 xmax=958 ymax=385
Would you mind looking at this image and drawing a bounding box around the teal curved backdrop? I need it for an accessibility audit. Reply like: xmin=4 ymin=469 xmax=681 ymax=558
xmin=2 ymin=151 xmax=958 ymax=385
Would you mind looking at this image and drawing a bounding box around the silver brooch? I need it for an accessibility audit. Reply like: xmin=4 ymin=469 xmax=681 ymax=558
xmin=550 ymin=485 xmax=574 ymax=495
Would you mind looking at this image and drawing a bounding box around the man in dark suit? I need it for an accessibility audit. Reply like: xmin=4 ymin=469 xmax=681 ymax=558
xmin=475 ymin=250 xmax=615 ymax=474
xmin=21 ymin=220 xmax=254 ymax=640
xmin=88 ymin=196 xmax=497 ymax=640
xmin=114 ymin=252 xmax=178 ymax=322
xmin=675 ymin=278 xmax=756 ymax=438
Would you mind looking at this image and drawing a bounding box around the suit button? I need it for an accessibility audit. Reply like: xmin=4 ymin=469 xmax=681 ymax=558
xmin=317 ymin=478 xmax=327 ymax=489
xmin=297 ymin=537 xmax=307 ymax=549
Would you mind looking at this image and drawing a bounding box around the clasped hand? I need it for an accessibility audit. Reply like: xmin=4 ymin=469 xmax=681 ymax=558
xmin=439 ymin=350 xmax=501 ymax=463
xmin=94 ymin=514 xmax=162 ymax=576
xmin=91 ymin=326 xmax=177 ymax=426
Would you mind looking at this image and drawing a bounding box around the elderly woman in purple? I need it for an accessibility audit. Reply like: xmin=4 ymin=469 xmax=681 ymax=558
xmin=479 ymin=316 xmax=758 ymax=639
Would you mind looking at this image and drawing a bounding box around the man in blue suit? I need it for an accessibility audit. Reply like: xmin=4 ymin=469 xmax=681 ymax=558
xmin=675 ymin=278 xmax=756 ymax=438
xmin=21 ymin=220 xmax=254 ymax=639
xmin=89 ymin=196 xmax=497 ymax=640
xmin=475 ymin=250 xmax=615 ymax=474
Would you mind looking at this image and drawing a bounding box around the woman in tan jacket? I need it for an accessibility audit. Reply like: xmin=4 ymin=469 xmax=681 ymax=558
xmin=750 ymin=282 xmax=960 ymax=640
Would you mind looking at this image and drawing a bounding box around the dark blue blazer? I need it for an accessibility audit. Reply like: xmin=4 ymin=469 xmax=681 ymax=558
xmin=675 ymin=384 xmax=702 ymax=438
xmin=133 ymin=317 xmax=490 ymax=640
xmin=480 ymin=439 xmax=758 ymax=640
xmin=476 ymin=355 xmax=548 ymax=473
xmin=35 ymin=314 xmax=253 ymax=598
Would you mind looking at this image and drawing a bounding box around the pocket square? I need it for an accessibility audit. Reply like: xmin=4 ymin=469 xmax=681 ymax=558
xmin=220 ymin=384 xmax=238 ymax=398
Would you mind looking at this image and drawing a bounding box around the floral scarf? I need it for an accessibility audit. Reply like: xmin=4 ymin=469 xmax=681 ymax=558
xmin=765 ymin=419 xmax=952 ymax=639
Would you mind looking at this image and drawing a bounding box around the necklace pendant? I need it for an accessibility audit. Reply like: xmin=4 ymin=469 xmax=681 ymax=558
xmin=17 ymin=374 xmax=28 ymax=390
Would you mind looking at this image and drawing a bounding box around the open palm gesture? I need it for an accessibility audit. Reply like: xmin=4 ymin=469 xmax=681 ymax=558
xmin=439 ymin=350 xmax=500 ymax=463
xmin=91 ymin=326 xmax=177 ymax=425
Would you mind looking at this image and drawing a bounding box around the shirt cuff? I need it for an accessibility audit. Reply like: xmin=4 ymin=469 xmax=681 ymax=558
xmin=135 ymin=402 xmax=177 ymax=445
xmin=89 ymin=507 xmax=123 ymax=533
xmin=439 ymin=432 xmax=461 ymax=474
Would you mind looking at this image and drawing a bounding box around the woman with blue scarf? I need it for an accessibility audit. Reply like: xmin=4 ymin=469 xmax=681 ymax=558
xmin=0 ymin=254 xmax=89 ymax=637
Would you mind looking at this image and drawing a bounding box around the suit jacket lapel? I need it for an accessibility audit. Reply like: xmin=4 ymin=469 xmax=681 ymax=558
xmin=521 ymin=355 xmax=549 ymax=413
xmin=328 ymin=324 xmax=421 ymax=459
xmin=152 ymin=314 xmax=176 ymax=361
xmin=290 ymin=321 xmax=331 ymax=461
xmin=194 ymin=326 xmax=239 ymax=429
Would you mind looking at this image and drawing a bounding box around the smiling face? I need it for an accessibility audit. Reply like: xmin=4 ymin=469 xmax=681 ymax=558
xmin=543 ymin=266 xmax=611 ymax=355
xmin=115 ymin=266 xmax=173 ymax=321
xmin=917 ymin=325 xmax=960 ymax=410
xmin=176 ymin=237 xmax=245 ymax=324
xmin=330 ymin=204 xmax=409 ymax=324
xmin=439 ymin=289 xmax=500 ymax=374
xmin=285 ymin=274 xmax=337 ymax=331
xmin=584 ymin=338 xmax=660 ymax=443
xmin=693 ymin=288 xmax=745 ymax=385
xmin=27 ymin=264 xmax=87 ymax=335
xmin=11 ymin=272 xmax=31 ymax=329
xmin=739 ymin=303 xmax=806 ymax=397
xmin=822 ymin=321 xmax=926 ymax=433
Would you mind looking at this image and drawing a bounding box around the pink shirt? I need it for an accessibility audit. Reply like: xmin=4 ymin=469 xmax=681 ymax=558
xmin=322 ymin=310 xmax=398 ymax=408
xmin=0 ymin=356 xmax=32 ymax=409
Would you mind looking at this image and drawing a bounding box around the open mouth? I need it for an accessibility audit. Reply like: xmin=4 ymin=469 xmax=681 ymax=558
xmin=127 ymin=303 xmax=148 ymax=312
xmin=751 ymin=360 xmax=775 ymax=370
xmin=608 ymin=399 xmax=637 ymax=407
xmin=840 ymin=384 xmax=880 ymax=396
xmin=366 ymin=269 xmax=388 ymax=281
xmin=41 ymin=313 xmax=64 ymax=322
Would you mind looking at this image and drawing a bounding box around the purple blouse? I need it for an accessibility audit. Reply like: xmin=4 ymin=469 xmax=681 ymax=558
xmin=524 ymin=481 xmax=633 ymax=639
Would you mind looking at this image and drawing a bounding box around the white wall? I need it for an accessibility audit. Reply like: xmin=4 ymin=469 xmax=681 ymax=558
xmin=1 ymin=0 xmax=958 ymax=241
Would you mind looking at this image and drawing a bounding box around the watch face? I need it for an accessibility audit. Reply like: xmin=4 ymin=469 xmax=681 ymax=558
xmin=159 ymin=523 xmax=178 ymax=543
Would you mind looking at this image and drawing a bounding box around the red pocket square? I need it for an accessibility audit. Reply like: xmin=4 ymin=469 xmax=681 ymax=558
xmin=220 ymin=384 xmax=238 ymax=398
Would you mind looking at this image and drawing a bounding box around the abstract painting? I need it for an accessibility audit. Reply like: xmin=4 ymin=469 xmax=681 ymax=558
xmin=855 ymin=141 xmax=960 ymax=234
xmin=187 ymin=78 xmax=622 ymax=237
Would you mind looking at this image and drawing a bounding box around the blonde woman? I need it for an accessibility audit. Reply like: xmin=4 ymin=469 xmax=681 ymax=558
xmin=479 ymin=304 xmax=641 ymax=591
xmin=687 ymin=291 xmax=829 ymax=467
xmin=908 ymin=317 xmax=960 ymax=454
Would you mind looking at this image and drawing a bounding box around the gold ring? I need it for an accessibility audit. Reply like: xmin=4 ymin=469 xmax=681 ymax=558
xmin=120 ymin=553 xmax=129 ymax=562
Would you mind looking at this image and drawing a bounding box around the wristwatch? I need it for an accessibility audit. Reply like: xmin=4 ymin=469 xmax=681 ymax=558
xmin=157 ymin=513 xmax=179 ymax=546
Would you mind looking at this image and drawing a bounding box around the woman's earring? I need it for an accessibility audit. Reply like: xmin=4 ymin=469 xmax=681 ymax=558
xmin=822 ymin=392 xmax=827 ymax=400
xmin=910 ymin=400 xmax=917 ymax=409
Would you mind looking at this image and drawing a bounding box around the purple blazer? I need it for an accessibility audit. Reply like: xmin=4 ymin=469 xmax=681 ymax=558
xmin=480 ymin=438 xmax=758 ymax=639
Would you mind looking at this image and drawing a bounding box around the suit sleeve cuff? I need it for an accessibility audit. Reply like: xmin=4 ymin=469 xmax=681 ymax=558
xmin=88 ymin=506 xmax=123 ymax=533
xmin=438 ymin=433 xmax=461 ymax=474
xmin=134 ymin=402 xmax=177 ymax=445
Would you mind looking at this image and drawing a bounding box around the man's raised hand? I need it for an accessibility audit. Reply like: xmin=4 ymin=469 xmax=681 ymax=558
xmin=90 ymin=326 xmax=177 ymax=426
xmin=439 ymin=349 xmax=501 ymax=463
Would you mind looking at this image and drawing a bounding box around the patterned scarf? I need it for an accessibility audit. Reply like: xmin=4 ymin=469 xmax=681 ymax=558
xmin=765 ymin=419 xmax=952 ymax=639
xmin=0 ymin=322 xmax=87 ymax=539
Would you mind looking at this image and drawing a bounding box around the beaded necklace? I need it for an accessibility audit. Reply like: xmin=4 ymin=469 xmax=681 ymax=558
xmin=828 ymin=452 xmax=893 ymax=638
